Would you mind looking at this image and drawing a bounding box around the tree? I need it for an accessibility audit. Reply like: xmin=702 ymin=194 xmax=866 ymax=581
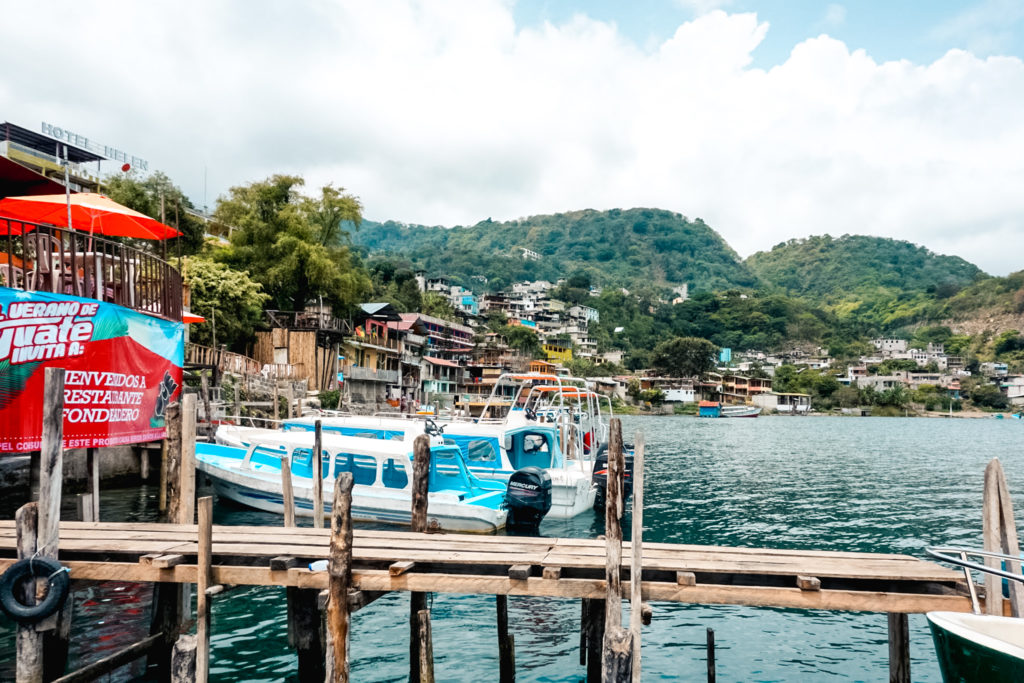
xmin=834 ymin=385 xmax=860 ymax=408
xmin=183 ymin=257 xmax=269 ymax=350
xmin=216 ymin=175 xmax=370 ymax=312
xmin=650 ymin=337 xmax=718 ymax=378
xmin=971 ymin=383 xmax=1009 ymax=409
xmin=500 ymin=325 xmax=542 ymax=356
xmin=421 ymin=292 xmax=456 ymax=319
xmin=104 ymin=171 xmax=206 ymax=253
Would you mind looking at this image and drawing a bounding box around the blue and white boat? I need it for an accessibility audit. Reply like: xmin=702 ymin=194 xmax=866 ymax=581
xmin=282 ymin=415 xmax=597 ymax=519
xmin=201 ymin=425 xmax=508 ymax=532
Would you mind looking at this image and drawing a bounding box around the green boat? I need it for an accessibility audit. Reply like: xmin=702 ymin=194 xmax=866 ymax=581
xmin=927 ymin=546 xmax=1024 ymax=682
xmin=929 ymin=611 xmax=1024 ymax=682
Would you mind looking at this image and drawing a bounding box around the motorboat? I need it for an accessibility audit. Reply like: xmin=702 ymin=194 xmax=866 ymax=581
xmin=926 ymin=546 xmax=1024 ymax=682
xmin=283 ymin=414 xmax=597 ymax=519
xmin=202 ymin=425 xmax=508 ymax=532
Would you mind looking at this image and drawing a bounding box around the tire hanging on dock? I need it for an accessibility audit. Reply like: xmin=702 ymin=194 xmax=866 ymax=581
xmin=0 ymin=557 xmax=71 ymax=624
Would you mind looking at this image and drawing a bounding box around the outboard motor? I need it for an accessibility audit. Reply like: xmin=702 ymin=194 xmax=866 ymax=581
xmin=592 ymin=443 xmax=634 ymax=510
xmin=505 ymin=466 xmax=552 ymax=535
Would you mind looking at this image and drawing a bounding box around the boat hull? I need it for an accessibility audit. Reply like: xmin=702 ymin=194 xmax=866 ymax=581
xmin=197 ymin=456 xmax=507 ymax=534
xmin=928 ymin=611 xmax=1024 ymax=683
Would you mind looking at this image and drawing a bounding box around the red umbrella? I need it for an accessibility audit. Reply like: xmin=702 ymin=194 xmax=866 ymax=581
xmin=0 ymin=192 xmax=180 ymax=240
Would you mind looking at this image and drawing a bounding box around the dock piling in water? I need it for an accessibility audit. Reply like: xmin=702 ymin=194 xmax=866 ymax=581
xmin=326 ymin=471 xmax=354 ymax=682
xmin=313 ymin=420 xmax=324 ymax=528
xmin=410 ymin=434 xmax=431 ymax=681
xmin=602 ymin=418 xmax=633 ymax=681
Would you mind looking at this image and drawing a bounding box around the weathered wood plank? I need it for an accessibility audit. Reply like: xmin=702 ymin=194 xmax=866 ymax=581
xmin=508 ymin=564 xmax=532 ymax=580
xmin=389 ymin=560 xmax=415 ymax=576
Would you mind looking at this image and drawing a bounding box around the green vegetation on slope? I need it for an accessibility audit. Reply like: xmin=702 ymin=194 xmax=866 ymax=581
xmin=354 ymin=208 xmax=759 ymax=293
xmin=746 ymin=234 xmax=985 ymax=301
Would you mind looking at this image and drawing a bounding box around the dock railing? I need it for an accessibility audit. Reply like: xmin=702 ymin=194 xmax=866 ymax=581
xmin=0 ymin=218 xmax=182 ymax=321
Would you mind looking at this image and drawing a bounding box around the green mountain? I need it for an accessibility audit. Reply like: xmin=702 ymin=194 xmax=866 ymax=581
xmin=745 ymin=234 xmax=986 ymax=300
xmin=354 ymin=208 xmax=759 ymax=293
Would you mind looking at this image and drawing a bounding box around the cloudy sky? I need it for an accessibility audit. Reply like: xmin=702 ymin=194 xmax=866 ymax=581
xmin=3 ymin=0 xmax=1024 ymax=274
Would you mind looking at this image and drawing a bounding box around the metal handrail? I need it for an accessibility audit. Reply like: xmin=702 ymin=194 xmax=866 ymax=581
xmin=926 ymin=545 xmax=1024 ymax=614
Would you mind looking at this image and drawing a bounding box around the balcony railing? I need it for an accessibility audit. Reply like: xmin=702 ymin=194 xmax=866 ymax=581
xmin=266 ymin=309 xmax=351 ymax=333
xmin=0 ymin=219 xmax=182 ymax=321
xmin=186 ymin=343 xmax=262 ymax=376
xmin=344 ymin=365 xmax=399 ymax=383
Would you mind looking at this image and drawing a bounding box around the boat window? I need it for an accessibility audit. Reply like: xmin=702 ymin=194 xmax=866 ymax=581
xmin=290 ymin=447 xmax=314 ymax=479
xmin=429 ymin=447 xmax=469 ymax=491
xmin=512 ymin=431 xmax=553 ymax=470
xmin=334 ymin=453 xmax=378 ymax=486
xmin=250 ymin=445 xmax=286 ymax=470
xmin=466 ymin=439 xmax=498 ymax=463
xmin=382 ymin=458 xmax=409 ymax=489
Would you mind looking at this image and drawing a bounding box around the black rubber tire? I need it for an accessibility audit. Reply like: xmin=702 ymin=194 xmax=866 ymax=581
xmin=0 ymin=557 xmax=70 ymax=624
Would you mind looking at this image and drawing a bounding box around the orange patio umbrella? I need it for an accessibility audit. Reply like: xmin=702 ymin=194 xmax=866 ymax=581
xmin=0 ymin=192 xmax=180 ymax=240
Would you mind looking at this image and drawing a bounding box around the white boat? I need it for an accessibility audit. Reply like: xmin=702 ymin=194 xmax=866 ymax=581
xmin=202 ymin=425 xmax=508 ymax=532
xmin=926 ymin=546 xmax=1024 ymax=682
xmin=720 ymin=404 xmax=761 ymax=418
xmin=284 ymin=415 xmax=597 ymax=519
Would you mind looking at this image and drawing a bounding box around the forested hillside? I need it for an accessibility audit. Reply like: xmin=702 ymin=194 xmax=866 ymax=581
xmin=354 ymin=208 xmax=759 ymax=293
xmin=746 ymin=234 xmax=985 ymax=300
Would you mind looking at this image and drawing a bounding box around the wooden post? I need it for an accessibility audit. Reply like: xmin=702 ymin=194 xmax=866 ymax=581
xmin=273 ymin=380 xmax=280 ymax=422
xmin=287 ymin=384 xmax=294 ymax=420
xmin=181 ymin=395 xmax=197 ymax=526
xmin=139 ymin=444 xmax=150 ymax=480
xmin=629 ymin=431 xmax=645 ymax=682
xmin=281 ymin=459 xmax=296 ymax=528
xmin=417 ymin=610 xmax=435 ymax=683
xmin=983 ymin=459 xmax=1003 ymax=615
xmin=196 ymin=496 xmax=213 ymax=682
xmin=152 ymin=395 xmax=196 ymax=679
xmin=38 ymin=368 xmax=65 ymax=562
xmin=170 ymin=635 xmax=197 ymax=683
xmin=200 ymin=371 xmax=212 ymax=439
xmin=990 ymin=458 xmax=1024 ymax=616
xmin=313 ymin=420 xmax=324 ymax=528
xmin=496 ymin=595 xmax=515 ymax=683
xmin=159 ymin=439 xmax=168 ymax=512
xmin=410 ymin=435 xmax=431 ymax=682
xmin=16 ymin=502 xmax=43 ymax=683
xmin=77 ymin=493 xmax=94 ymax=522
xmin=706 ymin=627 xmax=716 ymax=683
xmin=233 ymin=383 xmax=241 ymax=424
xmin=165 ymin=403 xmax=182 ymax=524
xmin=887 ymin=613 xmax=910 ymax=683
xmin=86 ymin=446 xmax=100 ymax=522
xmin=601 ymin=417 xmax=632 ymax=681
xmin=325 ymin=472 xmax=354 ymax=683
xmin=585 ymin=599 xmax=606 ymax=682
xmin=289 ymin=588 xmax=325 ymax=682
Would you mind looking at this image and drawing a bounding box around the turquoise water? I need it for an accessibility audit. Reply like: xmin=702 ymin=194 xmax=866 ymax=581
xmin=3 ymin=416 xmax=1024 ymax=681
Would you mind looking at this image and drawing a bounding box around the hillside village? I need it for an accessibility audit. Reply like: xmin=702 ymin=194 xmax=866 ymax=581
xmin=223 ymin=272 xmax=1024 ymax=417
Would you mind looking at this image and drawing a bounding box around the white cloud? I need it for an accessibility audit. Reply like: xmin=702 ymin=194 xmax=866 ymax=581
xmin=2 ymin=2 xmax=1023 ymax=275
xmin=675 ymin=0 xmax=734 ymax=15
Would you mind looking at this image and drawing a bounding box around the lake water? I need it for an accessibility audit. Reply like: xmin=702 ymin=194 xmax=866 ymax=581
xmin=3 ymin=416 xmax=1024 ymax=681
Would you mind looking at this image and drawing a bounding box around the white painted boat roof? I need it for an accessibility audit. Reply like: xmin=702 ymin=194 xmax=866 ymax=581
xmin=218 ymin=425 xmax=425 ymax=457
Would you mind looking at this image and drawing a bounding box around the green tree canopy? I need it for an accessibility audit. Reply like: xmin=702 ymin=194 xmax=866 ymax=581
xmin=215 ymin=175 xmax=370 ymax=312
xmin=183 ymin=257 xmax=269 ymax=350
xmin=104 ymin=171 xmax=206 ymax=253
xmin=650 ymin=336 xmax=718 ymax=378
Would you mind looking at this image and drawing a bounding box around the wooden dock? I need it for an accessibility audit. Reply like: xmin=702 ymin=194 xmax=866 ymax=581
xmin=0 ymin=520 xmax=972 ymax=614
xmin=3 ymin=381 xmax=1004 ymax=683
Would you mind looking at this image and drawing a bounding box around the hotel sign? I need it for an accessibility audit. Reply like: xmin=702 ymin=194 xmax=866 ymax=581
xmin=40 ymin=121 xmax=149 ymax=171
